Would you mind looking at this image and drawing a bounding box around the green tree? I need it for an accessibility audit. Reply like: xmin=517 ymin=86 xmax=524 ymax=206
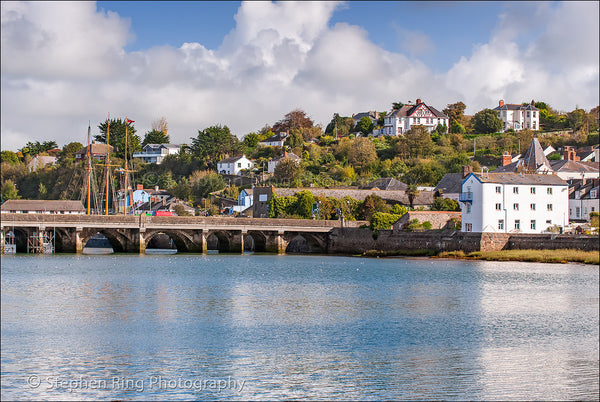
xmin=449 ymin=121 xmax=466 ymax=134
xmin=360 ymin=194 xmax=389 ymax=220
xmin=1 ymin=179 xmax=20 ymax=201
xmin=356 ymin=116 xmax=374 ymax=135
xmin=142 ymin=129 xmax=170 ymax=146
xmin=190 ymin=171 xmax=225 ymax=201
xmin=325 ymin=113 xmax=354 ymax=136
xmin=295 ymin=190 xmax=315 ymax=218
xmin=392 ymin=102 xmax=404 ymax=110
xmin=406 ymin=183 xmax=420 ymax=209
xmin=472 ymin=109 xmax=503 ymax=134
xmin=406 ymin=125 xmax=435 ymax=158
xmin=96 ymin=118 xmax=141 ymax=159
xmin=58 ymin=142 xmax=83 ymax=163
xmin=190 ymin=125 xmax=239 ymax=169
xmin=37 ymin=182 xmax=47 ymax=199
xmin=242 ymin=132 xmax=260 ymax=149
xmin=431 ymin=197 xmax=460 ymax=211
xmin=1 ymin=151 xmax=20 ymax=165
xmin=285 ymin=129 xmax=304 ymax=148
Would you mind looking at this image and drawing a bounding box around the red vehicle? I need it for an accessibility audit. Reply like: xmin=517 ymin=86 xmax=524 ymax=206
xmin=155 ymin=211 xmax=174 ymax=216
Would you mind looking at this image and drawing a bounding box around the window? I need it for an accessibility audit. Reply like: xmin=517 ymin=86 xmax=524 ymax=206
xmin=513 ymin=203 xmax=519 ymax=210
xmin=465 ymin=203 xmax=471 ymax=213
xmin=576 ymin=207 xmax=581 ymax=218
xmin=546 ymin=220 xmax=552 ymax=225
xmin=530 ymin=203 xmax=536 ymax=211
xmin=465 ymin=223 xmax=472 ymax=232
xmin=591 ymin=190 xmax=597 ymax=198
xmin=547 ymin=204 xmax=553 ymax=211
xmin=547 ymin=188 xmax=552 ymax=195
xmin=513 ymin=187 xmax=519 ymax=194
xmin=515 ymin=220 xmax=520 ymax=230
xmin=237 ymin=162 xmax=241 ymax=168
xmin=527 ymin=111 xmax=530 ymax=118
xmin=496 ymin=203 xmax=502 ymax=210
xmin=530 ymin=220 xmax=536 ymax=230
xmin=530 ymin=187 xmax=536 ymax=194
xmin=498 ymin=219 xmax=504 ymax=230
xmin=496 ymin=186 xmax=501 ymax=193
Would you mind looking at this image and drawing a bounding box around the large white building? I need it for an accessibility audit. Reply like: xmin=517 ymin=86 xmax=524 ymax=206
xmin=493 ymin=100 xmax=539 ymax=132
xmin=132 ymin=144 xmax=181 ymax=164
xmin=381 ymin=99 xmax=449 ymax=136
xmin=217 ymin=155 xmax=254 ymax=175
xmin=460 ymin=172 xmax=569 ymax=233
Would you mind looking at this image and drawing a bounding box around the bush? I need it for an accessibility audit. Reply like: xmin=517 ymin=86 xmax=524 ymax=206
xmin=369 ymin=212 xmax=402 ymax=230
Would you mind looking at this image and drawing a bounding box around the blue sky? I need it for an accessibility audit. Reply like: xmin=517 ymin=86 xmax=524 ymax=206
xmin=1 ymin=1 xmax=598 ymax=151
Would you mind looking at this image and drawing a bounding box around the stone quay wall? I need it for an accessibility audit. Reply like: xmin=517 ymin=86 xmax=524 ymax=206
xmin=327 ymin=228 xmax=599 ymax=254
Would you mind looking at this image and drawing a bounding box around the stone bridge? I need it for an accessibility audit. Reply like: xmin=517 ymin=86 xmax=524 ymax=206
xmin=0 ymin=213 xmax=367 ymax=254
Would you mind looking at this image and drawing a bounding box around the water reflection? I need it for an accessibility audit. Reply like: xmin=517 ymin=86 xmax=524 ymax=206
xmin=1 ymin=255 xmax=598 ymax=400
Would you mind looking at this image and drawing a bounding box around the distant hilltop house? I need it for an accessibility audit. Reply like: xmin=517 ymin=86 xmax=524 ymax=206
xmin=493 ymin=100 xmax=539 ymax=131
xmin=74 ymin=143 xmax=114 ymax=160
xmin=27 ymin=155 xmax=57 ymax=172
xmin=381 ymin=99 xmax=449 ymax=136
xmin=267 ymin=151 xmax=301 ymax=174
xmin=217 ymin=155 xmax=254 ymax=175
xmin=495 ymin=138 xmax=599 ymax=180
xmin=1 ymin=200 xmax=85 ymax=214
xmin=132 ymin=144 xmax=181 ymax=164
xmin=259 ymin=131 xmax=289 ymax=147
xmin=352 ymin=111 xmax=380 ymax=127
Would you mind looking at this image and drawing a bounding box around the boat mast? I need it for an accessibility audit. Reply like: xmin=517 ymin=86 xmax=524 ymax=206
xmin=86 ymin=121 xmax=92 ymax=215
xmin=105 ymin=113 xmax=110 ymax=215
xmin=124 ymin=117 xmax=128 ymax=215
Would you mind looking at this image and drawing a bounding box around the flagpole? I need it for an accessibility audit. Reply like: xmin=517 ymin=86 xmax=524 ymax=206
xmin=124 ymin=117 xmax=128 ymax=215
xmin=86 ymin=121 xmax=91 ymax=215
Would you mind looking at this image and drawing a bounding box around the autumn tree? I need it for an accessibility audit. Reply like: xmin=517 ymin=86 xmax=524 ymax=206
xmin=348 ymin=137 xmax=377 ymax=173
xmin=443 ymin=102 xmax=467 ymax=127
xmin=274 ymin=157 xmax=303 ymax=184
xmin=406 ymin=125 xmax=435 ymax=158
xmin=273 ymin=109 xmax=314 ymax=132
xmin=151 ymin=117 xmax=168 ymax=136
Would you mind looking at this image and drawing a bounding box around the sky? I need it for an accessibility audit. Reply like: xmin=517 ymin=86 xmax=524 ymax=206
xmin=1 ymin=1 xmax=598 ymax=151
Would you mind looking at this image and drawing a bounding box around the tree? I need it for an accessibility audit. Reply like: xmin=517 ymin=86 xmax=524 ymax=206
xmin=472 ymin=109 xmax=503 ymax=134
xmin=1 ymin=179 xmax=20 ymax=201
xmin=96 ymin=118 xmax=141 ymax=159
xmin=151 ymin=117 xmax=169 ymax=137
xmin=360 ymin=194 xmax=388 ymax=220
xmin=449 ymin=121 xmax=466 ymax=134
xmin=142 ymin=129 xmax=170 ymax=146
xmin=431 ymin=197 xmax=460 ymax=211
xmin=58 ymin=142 xmax=83 ymax=163
xmin=273 ymin=109 xmax=314 ymax=132
xmin=37 ymin=182 xmax=47 ymax=200
xmin=274 ymin=157 xmax=303 ymax=184
xmin=190 ymin=171 xmax=225 ymax=202
xmin=348 ymin=137 xmax=377 ymax=173
xmin=1 ymin=151 xmax=20 ymax=165
xmin=285 ymin=129 xmax=304 ymax=148
xmin=242 ymin=132 xmax=260 ymax=149
xmin=406 ymin=125 xmax=435 ymax=158
xmin=406 ymin=183 xmax=420 ymax=209
xmin=190 ymin=125 xmax=239 ymax=169
xmin=392 ymin=102 xmax=404 ymax=110
xmin=443 ymin=102 xmax=467 ymax=127
xmin=325 ymin=113 xmax=354 ymax=136
xmin=295 ymin=190 xmax=315 ymax=218
xmin=356 ymin=116 xmax=374 ymax=136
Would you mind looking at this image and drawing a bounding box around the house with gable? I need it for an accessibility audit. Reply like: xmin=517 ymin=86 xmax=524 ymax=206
xmin=493 ymin=100 xmax=539 ymax=131
xmin=259 ymin=131 xmax=289 ymax=147
xmin=381 ymin=99 xmax=449 ymax=136
xmin=459 ymin=171 xmax=569 ymax=233
xmin=217 ymin=155 xmax=254 ymax=175
xmin=267 ymin=151 xmax=301 ymax=174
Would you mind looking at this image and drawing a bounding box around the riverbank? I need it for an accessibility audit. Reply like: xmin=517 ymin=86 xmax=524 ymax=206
xmin=361 ymin=248 xmax=599 ymax=265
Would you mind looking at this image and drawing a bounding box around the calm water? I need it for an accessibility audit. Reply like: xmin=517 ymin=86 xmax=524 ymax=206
xmin=1 ymin=254 xmax=598 ymax=401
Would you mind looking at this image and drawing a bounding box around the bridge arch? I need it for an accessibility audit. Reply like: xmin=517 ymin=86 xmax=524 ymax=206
xmin=244 ymin=231 xmax=267 ymax=252
xmin=285 ymin=232 xmax=326 ymax=254
xmin=80 ymin=229 xmax=128 ymax=252
xmin=206 ymin=230 xmax=231 ymax=252
xmin=143 ymin=229 xmax=195 ymax=252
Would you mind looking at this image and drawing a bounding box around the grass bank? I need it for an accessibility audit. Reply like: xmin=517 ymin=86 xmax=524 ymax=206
xmin=362 ymin=249 xmax=436 ymax=257
xmin=437 ymin=249 xmax=599 ymax=265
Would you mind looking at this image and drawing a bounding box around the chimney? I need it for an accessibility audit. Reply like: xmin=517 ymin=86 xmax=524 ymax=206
xmin=531 ymin=99 xmax=535 ymax=106
xmin=563 ymin=146 xmax=580 ymax=161
xmin=499 ymin=100 xmax=505 ymax=107
xmin=155 ymin=185 xmax=159 ymax=191
xmin=416 ymin=98 xmax=422 ymax=104
xmin=462 ymin=165 xmax=473 ymax=178
xmin=137 ymin=184 xmax=143 ymax=190
xmin=283 ymin=150 xmax=288 ymax=157
xmin=502 ymin=151 xmax=512 ymax=166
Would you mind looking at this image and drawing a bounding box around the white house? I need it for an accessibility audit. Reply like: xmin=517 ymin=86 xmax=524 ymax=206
xmin=568 ymin=179 xmax=599 ymax=221
xmin=259 ymin=131 xmax=289 ymax=147
xmin=267 ymin=151 xmax=301 ymax=174
xmin=217 ymin=155 xmax=254 ymax=175
xmin=493 ymin=100 xmax=539 ymax=132
xmin=381 ymin=99 xmax=449 ymax=136
xmin=27 ymin=155 xmax=57 ymax=172
xmin=459 ymin=172 xmax=569 ymax=233
xmin=231 ymin=188 xmax=253 ymax=214
xmin=132 ymin=144 xmax=181 ymax=164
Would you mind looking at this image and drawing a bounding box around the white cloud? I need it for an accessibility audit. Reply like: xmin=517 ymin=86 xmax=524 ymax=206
xmin=1 ymin=1 xmax=598 ymax=152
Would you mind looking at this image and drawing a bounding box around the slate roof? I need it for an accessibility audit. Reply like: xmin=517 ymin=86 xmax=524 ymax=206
xmin=493 ymin=103 xmax=539 ymax=111
xmin=469 ymin=172 xmax=567 ymax=186
xmin=1 ymin=200 xmax=85 ymax=212
xmin=550 ymin=160 xmax=599 ymax=173
xmin=434 ymin=173 xmax=463 ymax=194
xmin=261 ymin=132 xmax=288 ymax=143
xmin=360 ymin=178 xmax=408 ymax=191
xmin=75 ymin=143 xmax=115 ymax=156
xmin=520 ymin=137 xmax=552 ymax=171
xmin=388 ymin=103 xmax=449 ymax=119
xmin=272 ymin=187 xmax=434 ymax=206
xmin=271 ymin=152 xmax=301 ymax=162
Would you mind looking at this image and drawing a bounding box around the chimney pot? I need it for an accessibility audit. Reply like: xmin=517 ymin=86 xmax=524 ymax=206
xmin=137 ymin=184 xmax=143 ymax=190
xmin=462 ymin=165 xmax=473 ymax=178
xmin=502 ymin=151 xmax=512 ymax=166
xmin=416 ymin=98 xmax=422 ymax=104
xmin=499 ymin=100 xmax=505 ymax=107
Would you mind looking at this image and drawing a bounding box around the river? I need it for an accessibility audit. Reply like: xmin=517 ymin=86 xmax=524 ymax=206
xmin=1 ymin=254 xmax=598 ymax=400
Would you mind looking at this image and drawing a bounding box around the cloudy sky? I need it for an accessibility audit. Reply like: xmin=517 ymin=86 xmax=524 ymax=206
xmin=1 ymin=1 xmax=598 ymax=151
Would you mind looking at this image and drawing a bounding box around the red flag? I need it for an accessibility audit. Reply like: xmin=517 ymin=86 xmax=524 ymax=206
xmin=127 ymin=119 xmax=135 ymax=123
